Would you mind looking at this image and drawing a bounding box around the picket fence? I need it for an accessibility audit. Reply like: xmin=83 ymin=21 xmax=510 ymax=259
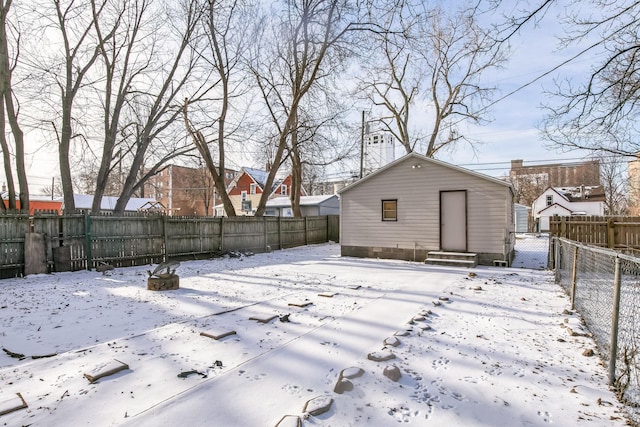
xmin=0 ymin=212 xmax=340 ymax=279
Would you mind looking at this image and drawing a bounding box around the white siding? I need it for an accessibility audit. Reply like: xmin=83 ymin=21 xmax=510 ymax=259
xmin=341 ymin=156 xmax=511 ymax=254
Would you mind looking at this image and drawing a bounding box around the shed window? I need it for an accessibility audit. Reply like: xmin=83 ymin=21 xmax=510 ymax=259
xmin=382 ymin=200 xmax=397 ymax=221
xmin=546 ymin=195 xmax=553 ymax=206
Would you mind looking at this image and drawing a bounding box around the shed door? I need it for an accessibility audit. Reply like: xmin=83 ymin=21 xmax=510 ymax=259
xmin=440 ymin=190 xmax=467 ymax=252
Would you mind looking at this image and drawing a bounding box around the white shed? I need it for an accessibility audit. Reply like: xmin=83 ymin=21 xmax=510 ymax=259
xmin=265 ymin=195 xmax=339 ymax=217
xmin=339 ymin=153 xmax=515 ymax=266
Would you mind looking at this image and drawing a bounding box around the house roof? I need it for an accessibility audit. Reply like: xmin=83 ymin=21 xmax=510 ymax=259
xmin=243 ymin=167 xmax=270 ymax=189
xmin=266 ymin=195 xmax=337 ymax=208
xmin=227 ymin=167 xmax=286 ymax=194
xmin=338 ymin=152 xmax=513 ymax=195
xmin=72 ymin=194 xmax=159 ymax=211
xmin=537 ymin=202 xmax=572 ymax=215
xmin=553 ymin=185 xmax=606 ymax=202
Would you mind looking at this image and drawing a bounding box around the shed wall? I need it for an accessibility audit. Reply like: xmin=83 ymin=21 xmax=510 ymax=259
xmin=340 ymin=157 xmax=513 ymax=262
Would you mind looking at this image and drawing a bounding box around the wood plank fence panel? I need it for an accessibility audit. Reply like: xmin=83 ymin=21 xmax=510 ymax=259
xmin=165 ymin=217 xmax=222 ymax=258
xmin=549 ymin=216 xmax=640 ymax=254
xmin=0 ymin=213 xmax=340 ymax=277
xmin=266 ymin=218 xmax=280 ymax=250
xmin=280 ymin=218 xmax=305 ymax=248
xmin=328 ymin=215 xmax=339 ymax=243
xmin=89 ymin=215 xmax=164 ymax=268
xmin=223 ymin=217 xmax=266 ymax=252
xmin=0 ymin=213 xmax=29 ymax=278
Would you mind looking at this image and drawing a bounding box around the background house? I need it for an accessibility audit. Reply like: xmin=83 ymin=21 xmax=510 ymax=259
xmin=265 ymin=195 xmax=339 ymax=217
xmin=226 ymin=167 xmax=306 ymax=216
xmin=1 ymin=193 xmax=63 ymax=215
xmin=531 ymin=186 xmax=606 ymax=231
xmin=339 ymin=153 xmax=515 ymax=266
xmin=509 ymin=158 xmax=601 ymax=207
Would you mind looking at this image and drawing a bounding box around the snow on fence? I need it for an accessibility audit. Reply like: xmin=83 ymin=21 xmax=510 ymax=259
xmin=0 ymin=212 xmax=340 ymax=278
xmin=553 ymin=237 xmax=640 ymax=423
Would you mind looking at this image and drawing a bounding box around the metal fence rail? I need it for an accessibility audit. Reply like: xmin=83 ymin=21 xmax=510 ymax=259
xmin=553 ymin=237 xmax=640 ymax=423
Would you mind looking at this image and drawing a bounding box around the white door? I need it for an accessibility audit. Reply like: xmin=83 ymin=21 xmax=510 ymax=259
xmin=440 ymin=190 xmax=467 ymax=251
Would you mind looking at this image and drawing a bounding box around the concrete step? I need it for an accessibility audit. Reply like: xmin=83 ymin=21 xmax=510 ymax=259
xmin=425 ymin=251 xmax=477 ymax=268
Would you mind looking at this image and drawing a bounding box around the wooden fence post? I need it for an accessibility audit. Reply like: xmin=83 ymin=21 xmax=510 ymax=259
xmin=162 ymin=215 xmax=168 ymax=262
xmin=263 ymin=216 xmax=268 ymax=252
xmin=84 ymin=212 xmax=93 ymax=271
xmin=570 ymin=246 xmax=579 ymax=310
xmin=278 ymin=216 xmax=282 ymax=249
xmin=220 ymin=217 xmax=225 ymax=251
xmin=609 ymin=256 xmax=622 ymax=386
xmin=304 ymin=217 xmax=308 ymax=246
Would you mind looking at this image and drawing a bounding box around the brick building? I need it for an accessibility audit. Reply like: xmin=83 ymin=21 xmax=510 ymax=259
xmin=145 ymin=165 xmax=237 ymax=216
xmin=510 ymin=159 xmax=601 ymax=187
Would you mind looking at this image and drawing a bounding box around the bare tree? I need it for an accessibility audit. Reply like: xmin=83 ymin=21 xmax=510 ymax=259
xmin=92 ymin=0 xmax=201 ymax=212
xmin=501 ymin=1 xmax=640 ymax=156
xmin=0 ymin=0 xmax=27 ymax=212
xmin=32 ymin=0 xmax=114 ymax=213
xmin=181 ymin=0 xmax=257 ymax=218
xmin=358 ymin=2 xmax=506 ymax=157
xmin=506 ymin=173 xmax=548 ymax=207
xmin=250 ymin=0 xmax=361 ymax=216
xmin=597 ymin=153 xmax=628 ymax=215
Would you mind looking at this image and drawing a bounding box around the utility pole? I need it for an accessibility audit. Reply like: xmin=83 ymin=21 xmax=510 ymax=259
xmin=360 ymin=110 xmax=364 ymax=179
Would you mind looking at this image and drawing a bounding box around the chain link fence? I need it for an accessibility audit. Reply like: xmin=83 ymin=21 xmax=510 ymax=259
xmin=553 ymin=237 xmax=640 ymax=423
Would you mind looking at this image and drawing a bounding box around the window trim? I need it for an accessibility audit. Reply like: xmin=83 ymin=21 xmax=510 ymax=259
xmin=281 ymin=184 xmax=288 ymax=196
xmin=382 ymin=199 xmax=398 ymax=221
xmin=250 ymin=183 xmax=257 ymax=195
xmin=546 ymin=195 xmax=553 ymax=206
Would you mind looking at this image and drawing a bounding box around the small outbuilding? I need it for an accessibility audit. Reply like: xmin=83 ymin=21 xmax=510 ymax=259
xmin=265 ymin=195 xmax=340 ymax=217
xmin=339 ymin=153 xmax=515 ymax=266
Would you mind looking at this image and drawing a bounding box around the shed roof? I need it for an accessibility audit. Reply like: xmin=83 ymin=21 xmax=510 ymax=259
xmin=266 ymin=195 xmax=337 ymax=208
xmin=339 ymin=152 xmax=513 ymax=194
xmin=73 ymin=194 xmax=159 ymax=211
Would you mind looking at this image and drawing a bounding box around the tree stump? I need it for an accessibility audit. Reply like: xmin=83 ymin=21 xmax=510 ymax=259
xmin=147 ymin=275 xmax=179 ymax=291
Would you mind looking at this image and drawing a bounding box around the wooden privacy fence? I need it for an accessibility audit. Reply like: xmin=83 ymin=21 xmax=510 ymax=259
xmin=0 ymin=213 xmax=340 ymax=279
xmin=549 ymin=216 xmax=640 ymax=254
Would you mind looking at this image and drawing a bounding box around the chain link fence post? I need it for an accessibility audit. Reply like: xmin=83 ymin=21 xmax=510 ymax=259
xmin=570 ymin=246 xmax=579 ymax=310
xmin=609 ymin=256 xmax=622 ymax=386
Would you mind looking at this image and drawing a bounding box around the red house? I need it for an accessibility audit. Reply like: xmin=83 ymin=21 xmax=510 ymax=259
xmin=1 ymin=194 xmax=63 ymax=215
xmin=225 ymin=167 xmax=306 ymax=215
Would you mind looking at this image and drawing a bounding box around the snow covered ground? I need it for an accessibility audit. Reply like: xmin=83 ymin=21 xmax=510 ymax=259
xmin=0 ymin=240 xmax=629 ymax=426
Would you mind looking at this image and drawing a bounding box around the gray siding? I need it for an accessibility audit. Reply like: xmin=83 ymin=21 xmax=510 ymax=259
xmin=341 ymin=156 xmax=513 ymax=258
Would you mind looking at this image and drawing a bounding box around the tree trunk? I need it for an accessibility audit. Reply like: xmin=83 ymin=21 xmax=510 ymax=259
xmin=290 ymin=119 xmax=302 ymax=217
xmin=0 ymin=99 xmax=15 ymax=210
xmin=0 ymin=0 xmax=27 ymax=212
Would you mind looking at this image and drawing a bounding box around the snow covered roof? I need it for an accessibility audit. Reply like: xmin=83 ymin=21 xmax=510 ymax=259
xmin=243 ymin=167 xmax=270 ymax=189
xmin=72 ymin=194 xmax=160 ymax=212
xmin=551 ymin=185 xmax=605 ymax=202
xmin=266 ymin=195 xmax=337 ymax=208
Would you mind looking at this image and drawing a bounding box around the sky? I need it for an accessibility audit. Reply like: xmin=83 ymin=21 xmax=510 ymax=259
xmin=437 ymin=1 xmax=601 ymax=177
xmin=0 ymin=240 xmax=632 ymax=426
xmin=14 ymin=0 xmax=604 ymax=194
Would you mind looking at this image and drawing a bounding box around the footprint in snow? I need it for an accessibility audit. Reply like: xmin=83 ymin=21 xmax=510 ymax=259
xmin=537 ymin=410 xmax=552 ymax=423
